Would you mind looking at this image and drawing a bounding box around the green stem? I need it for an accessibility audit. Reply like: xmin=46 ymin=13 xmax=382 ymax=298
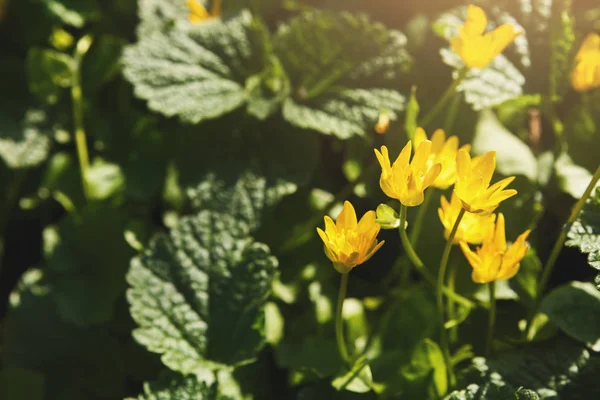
xmin=447 ymin=260 xmax=458 ymax=343
xmin=336 ymin=272 xmax=350 ymax=363
xmin=409 ymin=188 xmax=435 ymax=246
xmin=486 ymin=281 xmax=496 ymax=358
xmin=437 ymin=207 xmax=465 ymax=386
xmin=398 ymin=204 xmax=474 ymax=309
xmin=71 ymin=35 xmax=93 ymax=200
xmin=524 ymin=164 xmax=600 ymax=338
xmin=420 ymin=68 xmax=467 ymax=128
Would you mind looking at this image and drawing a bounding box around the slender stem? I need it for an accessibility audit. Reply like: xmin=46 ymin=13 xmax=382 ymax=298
xmin=486 ymin=281 xmax=496 ymax=358
xmin=437 ymin=207 xmax=465 ymax=386
xmin=447 ymin=260 xmax=458 ymax=343
xmin=71 ymin=35 xmax=93 ymax=200
xmin=420 ymin=68 xmax=467 ymax=128
xmin=524 ymin=164 xmax=600 ymax=338
xmin=336 ymin=272 xmax=350 ymax=363
xmin=398 ymin=204 xmax=474 ymax=309
xmin=409 ymin=188 xmax=435 ymax=246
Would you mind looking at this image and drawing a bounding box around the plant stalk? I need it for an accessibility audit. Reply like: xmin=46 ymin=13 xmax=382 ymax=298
xmin=420 ymin=68 xmax=467 ymax=128
xmin=409 ymin=188 xmax=435 ymax=247
xmin=336 ymin=272 xmax=350 ymax=363
xmin=524 ymin=164 xmax=600 ymax=338
xmin=485 ymin=281 xmax=496 ymax=358
xmin=437 ymin=207 xmax=465 ymax=385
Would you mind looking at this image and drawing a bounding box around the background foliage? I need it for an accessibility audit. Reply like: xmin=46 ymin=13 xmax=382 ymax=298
xmin=0 ymin=0 xmax=599 ymax=399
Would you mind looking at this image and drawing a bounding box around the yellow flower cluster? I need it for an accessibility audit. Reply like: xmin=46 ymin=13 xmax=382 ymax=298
xmin=186 ymin=0 xmax=221 ymax=23
xmin=571 ymin=33 xmax=600 ymax=92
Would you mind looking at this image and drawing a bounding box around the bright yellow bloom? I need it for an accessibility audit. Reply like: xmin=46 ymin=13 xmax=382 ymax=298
xmin=454 ymin=149 xmax=517 ymax=215
xmin=186 ymin=0 xmax=221 ymax=23
xmin=438 ymin=192 xmax=496 ymax=245
xmin=317 ymin=201 xmax=385 ymax=274
xmin=413 ymin=127 xmax=471 ymax=189
xmin=571 ymin=33 xmax=600 ymax=92
xmin=460 ymin=213 xmax=531 ymax=283
xmin=374 ymin=141 xmax=442 ymax=207
xmin=451 ymin=5 xmax=521 ymax=69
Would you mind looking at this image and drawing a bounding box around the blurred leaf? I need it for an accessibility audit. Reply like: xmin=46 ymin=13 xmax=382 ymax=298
xmin=2 ymin=270 xmax=125 ymax=400
xmin=82 ymin=35 xmax=126 ymax=92
xmin=85 ymin=158 xmax=126 ymax=201
xmin=510 ymin=248 xmax=542 ymax=308
xmin=549 ymin=0 xmax=575 ymax=98
xmin=0 ymin=368 xmax=44 ymax=400
xmin=274 ymin=10 xmax=410 ymax=138
xmin=554 ymin=152 xmax=593 ymax=198
xmin=45 ymin=204 xmax=135 ymax=327
xmin=566 ymin=187 xmax=600 ymax=274
xmin=136 ymin=0 xmax=191 ymax=37
xmin=332 ymin=359 xmax=373 ymax=394
xmin=127 ymin=210 xmax=278 ymax=374
xmin=401 ymin=339 xmax=447 ymax=399
xmin=43 ymin=0 xmax=99 ymax=27
xmin=541 ymin=281 xmax=600 ymax=351
xmin=0 ymin=108 xmax=52 ymax=169
xmin=123 ymin=11 xmax=272 ymax=124
xmin=130 ymin=375 xmax=233 ymax=400
xmin=405 ymin=86 xmax=419 ymax=139
xmin=472 ymin=110 xmax=537 ymax=181
xmin=444 ymin=382 xmax=536 ymax=400
xmin=461 ymin=336 xmax=600 ymax=398
xmin=27 ymin=48 xmax=74 ymax=105
xmin=566 ymin=103 xmax=596 ymax=142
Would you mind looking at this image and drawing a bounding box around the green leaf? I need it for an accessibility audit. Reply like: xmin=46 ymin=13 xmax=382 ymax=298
xmin=462 ymin=336 xmax=600 ymax=398
xmin=554 ymin=152 xmax=594 ymax=198
xmin=510 ymin=248 xmax=542 ymax=308
xmin=136 ymin=0 xmax=191 ymax=38
xmin=2 ymin=270 xmax=126 ymax=400
xmin=541 ymin=281 xmax=600 ymax=351
xmin=566 ymin=187 xmax=600 ymax=273
xmin=0 ymin=368 xmax=44 ymax=400
xmin=130 ymin=375 xmax=233 ymax=400
xmin=401 ymin=339 xmax=448 ymax=399
xmin=26 ymin=47 xmax=74 ymax=105
xmin=44 ymin=0 xmax=99 ymax=28
xmin=472 ymin=110 xmax=537 ymax=181
xmin=85 ymin=158 xmax=126 ymax=201
xmin=127 ymin=210 xmax=278 ymax=374
xmin=549 ymin=0 xmax=575 ymax=98
xmin=44 ymin=204 xmax=135 ymax=327
xmin=274 ymin=10 xmax=410 ymax=138
xmin=82 ymin=35 xmax=126 ymax=92
xmin=444 ymin=382 xmax=535 ymax=400
xmin=331 ymin=359 xmax=373 ymax=393
xmin=123 ymin=11 xmax=271 ymax=124
xmin=0 ymin=108 xmax=52 ymax=169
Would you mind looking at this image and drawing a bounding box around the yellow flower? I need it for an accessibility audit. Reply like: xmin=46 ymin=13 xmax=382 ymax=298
xmin=460 ymin=213 xmax=531 ymax=283
xmin=451 ymin=5 xmax=521 ymax=69
xmin=571 ymin=33 xmax=600 ymax=92
xmin=186 ymin=0 xmax=221 ymax=23
xmin=454 ymin=149 xmax=517 ymax=215
xmin=374 ymin=141 xmax=442 ymax=207
xmin=438 ymin=192 xmax=496 ymax=245
xmin=413 ymin=127 xmax=471 ymax=189
xmin=317 ymin=201 xmax=385 ymax=274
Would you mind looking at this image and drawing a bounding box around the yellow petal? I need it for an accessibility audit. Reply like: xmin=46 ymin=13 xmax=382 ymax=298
xmin=316 ymin=227 xmax=329 ymax=245
xmin=364 ymin=240 xmax=385 ymax=263
xmin=358 ymin=210 xmax=377 ymax=233
xmin=464 ymin=5 xmax=487 ymax=36
xmin=430 ymin=129 xmax=446 ymax=155
xmin=494 ymin=213 xmax=507 ymax=252
xmin=576 ymin=33 xmax=600 ymax=61
xmin=187 ymin=0 xmax=210 ymax=21
xmin=324 ymin=216 xmax=337 ymax=238
xmin=396 ymin=141 xmax=412 ymax=167
xmin=413 ymin=127 xmax=428 ymax=148
xmin=337 ymin=201 xmax=358 ymax=230
xmin=456 ymin=148 xmax=471 ymax=178
xmin=374 ymin=146 xmax=391 ymax=172
xmin=489 ymin=24 xmax=521 ymax=55
xmin=423 ymin=163 xmax=442 ymax=189
xmin=412 ymin=140 xmax=432 ymax=172
xmin=460 ymin=241 xmax=481 ymax=269
xmin=474 ymin=151 xmax=496 ymax=187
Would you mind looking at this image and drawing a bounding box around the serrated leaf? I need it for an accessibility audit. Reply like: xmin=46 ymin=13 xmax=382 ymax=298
xmin=274 ymin=10 xmax=410 ymax=137
xmin=45 ymin=205 xmax=135 ymax=327
xmin=472 ymin=109 xmax=537 ymax=181
xmin=0 ymin=108 xmax=52 ymax=169
xmin=130 ymin=375 xmax=233 ymax=400
xmin=2 ymin=270 xmax=126 ymax=400
xmin=27 ymin=47 xmax=74 ymax=105
xmin=541 ymin=281 xmax=600 ymax=351
xmin=462 ymin=336 xmax=600 ymax=398
xmin=136 ymin=0 xmax=191 ymax=38
xmin=127 ymin=210 xmax=278 ymax=374
xmin=444 ymin=382 xmax=529 ymax=400
xmin=123 ymin=11 xmax=269 ymax=124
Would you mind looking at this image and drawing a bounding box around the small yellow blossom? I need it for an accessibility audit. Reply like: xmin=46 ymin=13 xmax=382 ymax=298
xmin=375 ymin=113 xmax=390 ymax=135
xmin=460 ymin=213 xmax=530 ymax=283
xmin=571 ymin=33 xmax=600 ymax=92
xmin=187 ymin=0 xmax=221 ymax=23
xmin=454 ymin=149 xmax=517 ymax=215
xmin=451 ymin=5 xmax=521 ymax=69
xmin=413 ymin=127 xmax=471 ymax=189
xmin=317 ymin=201 xmax=385 ymax=274
xmin=438 ymin=192 xmax=496 ymax=244
xmin=375 ymin=141 xmax=442 ymax=207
